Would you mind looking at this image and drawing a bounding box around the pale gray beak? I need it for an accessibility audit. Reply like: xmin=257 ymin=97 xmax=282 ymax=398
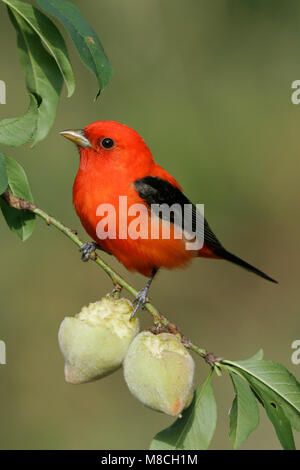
xmin=59 ymin=129 xmax=91 ymax=148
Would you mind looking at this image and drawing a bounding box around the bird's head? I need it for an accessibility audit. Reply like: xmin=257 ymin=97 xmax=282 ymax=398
xmin=60 ymin=120 xmax=154 ymax=170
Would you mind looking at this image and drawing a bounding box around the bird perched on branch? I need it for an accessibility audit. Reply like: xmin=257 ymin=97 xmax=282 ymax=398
xmin=60 ymin=121 xmax=277 ymax=316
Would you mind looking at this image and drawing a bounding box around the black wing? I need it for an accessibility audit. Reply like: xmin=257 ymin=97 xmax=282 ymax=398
xmin=134 ymin=176 xmax=277 ymax=283
xmin=134 ymin=176 xmax=224 ymax=251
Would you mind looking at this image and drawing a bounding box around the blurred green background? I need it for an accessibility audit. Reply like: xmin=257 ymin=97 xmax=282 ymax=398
xmin=0 ymin=0 xmax=299 ymax=450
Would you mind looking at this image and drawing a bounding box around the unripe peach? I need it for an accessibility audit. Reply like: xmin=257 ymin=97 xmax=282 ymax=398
xmin=124 ymin=331 xmax=195 ymax=416
xmin=58 ymin=296 xmax=139 ymax=384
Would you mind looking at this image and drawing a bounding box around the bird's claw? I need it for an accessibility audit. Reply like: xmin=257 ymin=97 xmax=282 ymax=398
xmin=79 ymin=241 xmax=98 ymax=262
xmin=130 ymin=287 xmax=149 ymax=319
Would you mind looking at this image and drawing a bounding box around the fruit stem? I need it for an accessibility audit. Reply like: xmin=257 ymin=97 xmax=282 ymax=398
xmin=2 ymin=191 xmax=214 ymax=364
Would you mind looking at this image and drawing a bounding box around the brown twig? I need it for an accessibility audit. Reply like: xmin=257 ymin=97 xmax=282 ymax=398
xmin=2 ymin=191 xmax=212 ymax=362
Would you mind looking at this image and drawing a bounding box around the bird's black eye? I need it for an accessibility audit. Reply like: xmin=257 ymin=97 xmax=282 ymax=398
xmin=101 ymin=137 xmax=114 ymax=149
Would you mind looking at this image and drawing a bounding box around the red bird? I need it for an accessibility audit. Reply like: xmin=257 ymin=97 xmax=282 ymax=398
xmin=60 ymin=121 xmax=277 ymax=315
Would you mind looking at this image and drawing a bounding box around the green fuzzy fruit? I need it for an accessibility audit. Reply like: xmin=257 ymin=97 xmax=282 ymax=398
xmin=59 ymin=296 xmax=139 ymax=384
xmin=124 ymin=331 xmax=195 ymax=416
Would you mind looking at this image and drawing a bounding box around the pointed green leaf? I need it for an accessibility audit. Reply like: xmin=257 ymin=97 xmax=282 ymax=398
xmin=150 ymin=370 xmax=217 ymax=450
xmin=229 ymin=373 xmax=259 ymax=449
xmin=224 ymin=358 xmax=300 ymax=432
xmin=0 ymin=94 xmax=38 ymax=146
xmin=0 ymin=149 xmax=8 ymax=194
xmin=3 ymin=0 xmax=75 ymax=97
xmin=8 ymin=8 xmax=63 ymax=145
xmin=248 ymin=349 xmax=264 ymax=361
xmin=37 ymin=0 xmax=113 ymax=97
xmin=0 ymin=155 xmax=35 ymax=241
xmin=247 ymin=375 xmax=296 ymax=450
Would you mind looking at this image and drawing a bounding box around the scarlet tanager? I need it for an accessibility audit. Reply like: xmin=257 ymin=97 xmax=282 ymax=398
xmin=60 ymin=121 xmax=277 ymax=316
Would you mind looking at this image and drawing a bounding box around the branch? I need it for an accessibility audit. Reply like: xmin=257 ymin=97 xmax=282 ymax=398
xmin=2 ymin=190 xmax=218 ymax=364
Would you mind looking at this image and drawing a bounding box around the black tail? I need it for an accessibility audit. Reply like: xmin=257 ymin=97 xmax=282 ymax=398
xmin=216 ymin=249 xmax=278 ymax=284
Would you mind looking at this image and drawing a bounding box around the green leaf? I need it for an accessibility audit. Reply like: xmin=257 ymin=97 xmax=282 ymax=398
xmin=37 ymin=0 xmax=113 ymax=97
xmin=248 ymin=375 xmax=296 ymax=450
xmin=224 ymin=358 xmax=300 ymax=432
xmin=150 ymin=370 xmax=217 ymax=450
xmin=0 ymin=149 xmax=8 ymax=194
xmin=8 ymin=8 xmax=63 ymax=146
xmin=0 ymin=94 xmax=38 ymax=146
xmin=0 ymin=155 xmax=35 ymax=241
xmin=247 ymin=349 xmax=264 ymax=361
xmin=2 ymin=0 xmax=75 ymax=97
xmin=229 ymin=373 xmax=259 ymax=449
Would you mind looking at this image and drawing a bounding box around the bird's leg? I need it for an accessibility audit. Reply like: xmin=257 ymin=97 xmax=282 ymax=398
xmin=79 ymin=241 xmax=102 ymax=261
xmin=131 ymin=268 xmax=158 ymax=319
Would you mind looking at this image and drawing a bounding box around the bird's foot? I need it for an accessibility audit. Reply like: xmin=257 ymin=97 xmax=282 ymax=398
xmin=79 ymin=241 xmax=99 ymax=262
xmin=131 ymin=287 xmax=149 ymax=319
